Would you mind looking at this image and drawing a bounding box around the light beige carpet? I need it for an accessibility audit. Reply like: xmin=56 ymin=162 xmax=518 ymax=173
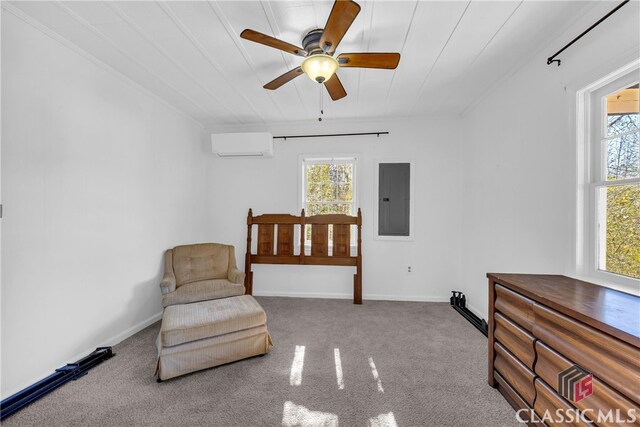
xmin=3 ymin=298 xmax=519 ymax=426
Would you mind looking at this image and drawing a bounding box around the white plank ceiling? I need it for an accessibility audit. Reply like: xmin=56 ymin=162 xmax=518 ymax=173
xmin=4 ymin=1 xmax=601 ymax=129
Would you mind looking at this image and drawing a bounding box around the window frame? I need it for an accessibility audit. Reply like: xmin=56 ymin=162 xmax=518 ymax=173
xmin=577 ymin=62 xmax=640 ymax=293
xmin=298 ymin=154 xmax=359 ymax=250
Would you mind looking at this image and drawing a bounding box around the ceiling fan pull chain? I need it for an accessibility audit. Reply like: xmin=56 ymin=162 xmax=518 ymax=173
xmin=319 ymin=85 xmax=324 ymax=122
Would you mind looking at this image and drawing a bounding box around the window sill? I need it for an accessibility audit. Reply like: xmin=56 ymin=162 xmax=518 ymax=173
xmin=571 ymin=272 xmax=640 ymax=297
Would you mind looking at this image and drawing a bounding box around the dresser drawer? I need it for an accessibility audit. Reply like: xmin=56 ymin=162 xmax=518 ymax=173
xmin=533 ymin=304 xmax=640 ymax=405
xmin=535 ymin=341 xmax=640 ymax=426
xmin=495 ymin=312 xmax=536 ymax=370
xmin=534 ymin=378 xmax=591 ymax=427
xmin=494 ymin=342 xmax=536 ymax=406
xmin=494 ymin=371 xmax=545 ymax=426
xmin=495 ymin=284 xmax=535 ymax=331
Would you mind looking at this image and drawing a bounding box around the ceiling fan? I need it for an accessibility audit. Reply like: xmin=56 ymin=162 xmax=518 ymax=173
xmin=240 ymin=0 xmax=400 ymax=101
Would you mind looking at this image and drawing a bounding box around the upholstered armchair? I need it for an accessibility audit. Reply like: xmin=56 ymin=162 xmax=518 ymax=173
xmin=160 ymin=243 xmax=246 ymax=308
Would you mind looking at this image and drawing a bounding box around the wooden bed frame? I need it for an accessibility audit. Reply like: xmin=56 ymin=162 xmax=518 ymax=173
xmin=244 ymin=208 xmax=363 ymax=304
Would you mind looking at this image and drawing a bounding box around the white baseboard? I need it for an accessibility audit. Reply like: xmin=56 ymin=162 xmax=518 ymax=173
xmin=252 ymin=290 xmax=449 ymax=303
xmin=253 ymin=290 xmax=352 ymax=299
xmin=104 ymin=311 xmax=163 ymax=347
xmin=2 ymin=311 xmax=162 ymax=399
xmin=366 ymin=294 xmax=449 ymax=302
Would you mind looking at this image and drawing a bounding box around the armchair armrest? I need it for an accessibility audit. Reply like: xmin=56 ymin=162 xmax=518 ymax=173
xmin=160 ymin=274 xmax=176 ymax=295
xmin=228 ymin=268 xmax=245 ymax=285
xmin=160 ymin=249 xmax=176 ymax=295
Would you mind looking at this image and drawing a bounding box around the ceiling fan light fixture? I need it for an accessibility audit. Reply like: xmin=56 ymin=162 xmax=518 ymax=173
xmin=241 ymin=0 xmax=399 ymax=99
xmin=301 ymin=54 xmax=339 ymax=84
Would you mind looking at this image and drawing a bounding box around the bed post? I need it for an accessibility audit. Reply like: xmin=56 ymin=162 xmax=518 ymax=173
xmin=354 ymin=208 xmax=363 ymax=304
xmin=299 ymin=209 xmax=306 ymax=263
xmin=245 ymin=209 xmax=253 ymax=295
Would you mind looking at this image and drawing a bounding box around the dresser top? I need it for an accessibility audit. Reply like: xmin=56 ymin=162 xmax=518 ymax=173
xmin=487 ymin=273 xmax=640 ymax=347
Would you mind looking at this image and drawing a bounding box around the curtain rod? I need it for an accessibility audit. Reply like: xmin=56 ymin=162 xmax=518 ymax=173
xmin=273 ymin=131 xmax=389 ymax=140
xmin=547 ymin=0 xmax=629 ymax=66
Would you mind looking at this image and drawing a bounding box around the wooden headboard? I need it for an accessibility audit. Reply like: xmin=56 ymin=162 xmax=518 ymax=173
xmin=244 ymin=208 xmax=362 ymax=304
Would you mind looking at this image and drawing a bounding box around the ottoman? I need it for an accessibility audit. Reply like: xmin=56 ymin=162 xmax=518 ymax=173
xmin=156 ymin=295 xmax=272 ymax=381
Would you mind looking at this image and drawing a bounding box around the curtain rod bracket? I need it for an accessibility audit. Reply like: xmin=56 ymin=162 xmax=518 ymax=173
xmin=546 ymin=0 xmax=628 ymax=67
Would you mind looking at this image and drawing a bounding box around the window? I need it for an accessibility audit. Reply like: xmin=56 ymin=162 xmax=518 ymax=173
xmin=587 ymin=70 xmax=639 ymax=285
xmin=300 ymin=156 xmax=357 ymax=247
xmin=301 ymin=156 xmax=357 ymax=216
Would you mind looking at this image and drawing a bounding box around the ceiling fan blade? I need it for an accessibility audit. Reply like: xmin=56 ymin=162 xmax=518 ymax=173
xmin=264 ymin=67 xmax=304 ymax=90
xmin=319 ymin=0 xmax=361 ymax=55
xmin=241 ymin=29 xmax=307 ymax=57
xmin=337 ymin=53 xmax=400 ymax=69
xmin=324 ymin=74 xmax=347 ymax=101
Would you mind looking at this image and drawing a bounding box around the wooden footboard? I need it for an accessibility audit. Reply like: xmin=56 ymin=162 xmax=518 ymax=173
xmin=244 ymin=208 xmax=363 ymax=304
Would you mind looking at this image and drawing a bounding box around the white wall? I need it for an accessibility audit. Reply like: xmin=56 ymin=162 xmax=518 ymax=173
xmin=1 ymin=12 xmax=208 ymax=397
xmin=206 ymin=117 xmax=462 ymax=302
xmin=459 ymin=2 xmax=640 ymax=319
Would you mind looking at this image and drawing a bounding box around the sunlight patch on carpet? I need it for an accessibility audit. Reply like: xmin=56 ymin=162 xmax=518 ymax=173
xmin=368 ymin=412 xmax=398 ymax=427
xmin=282 ymin=401 xmax=339 ymax=427
xmin=368 ymin=357 xmax=384 ymax=393
xmin=290 ymin=345 xmax=306 ymax=386
xmin=334 ymin=348 xmax=344 ymax=390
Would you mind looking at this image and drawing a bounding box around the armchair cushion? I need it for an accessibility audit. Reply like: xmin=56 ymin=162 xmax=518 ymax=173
xmin=162 ymin=279 xmax=245 ymax=308
xmin=173 ymin=244 xmax=230 ymax=286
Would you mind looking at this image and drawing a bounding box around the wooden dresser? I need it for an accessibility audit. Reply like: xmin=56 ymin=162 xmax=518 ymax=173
xmin=487 ymin=274 xmax=640 ymax=426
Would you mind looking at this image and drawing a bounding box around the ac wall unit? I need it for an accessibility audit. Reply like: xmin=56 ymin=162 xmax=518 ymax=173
xmin=211 ymin=132 xmax=274 ymax=158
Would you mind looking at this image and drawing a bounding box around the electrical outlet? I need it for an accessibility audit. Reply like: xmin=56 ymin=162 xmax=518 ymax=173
xmin=407 ymin=266 xmax=412 ymax=273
